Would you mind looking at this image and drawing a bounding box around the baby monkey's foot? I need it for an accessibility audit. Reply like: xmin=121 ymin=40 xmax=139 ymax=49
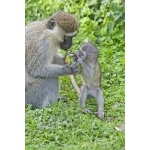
xmin=57 ymin=96 xmax=66 ymax=102
xmin=95 ymin=111 xmax=105 ymax=119
xmin=82 ymin=108 xmax=92 ymax=114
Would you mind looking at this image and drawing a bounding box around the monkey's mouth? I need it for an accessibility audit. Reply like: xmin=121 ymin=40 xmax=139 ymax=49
xmin=75 ymin=54 xmax=84 ymax=64
xmin=77 ymin=57 xmax=84 ymax=64
xmin=60 ymin=43 xmax=71 ymax=50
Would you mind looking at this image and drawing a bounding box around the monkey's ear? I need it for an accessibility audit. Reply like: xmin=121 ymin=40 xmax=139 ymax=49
xmin=47 ymin=18 xmax=56 ymax=30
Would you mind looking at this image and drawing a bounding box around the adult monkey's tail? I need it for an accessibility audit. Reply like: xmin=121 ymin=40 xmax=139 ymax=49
xmin=70 ymin=75 xmax=80 ymax=94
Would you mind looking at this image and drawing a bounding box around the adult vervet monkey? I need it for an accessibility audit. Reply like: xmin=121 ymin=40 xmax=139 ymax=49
xmin=70 ymin=42 xmax=105 ymax=118
xmin=25 ymin=11 xmax=79 ymax=109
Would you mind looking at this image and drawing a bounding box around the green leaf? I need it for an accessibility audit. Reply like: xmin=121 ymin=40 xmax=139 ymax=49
xmin=107 ymin=22 xmax=114 ymax=34
xmin=88 ymin=0 xmax=97 ymax=6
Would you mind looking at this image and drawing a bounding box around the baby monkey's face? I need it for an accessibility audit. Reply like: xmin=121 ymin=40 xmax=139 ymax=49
xmin=74 ymin=48 xmax=87 ymax=64
xmin=73 ymin=43 xmax=98 ymax=65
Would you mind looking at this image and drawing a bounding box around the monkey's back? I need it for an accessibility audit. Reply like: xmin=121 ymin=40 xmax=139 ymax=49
xmin=25 ymin=20 xmax=56 ymax=75
xmin=25 ymin=20 xmax=60 ymax=108
xmin=25 ymin=21 xmax=47 ymax=64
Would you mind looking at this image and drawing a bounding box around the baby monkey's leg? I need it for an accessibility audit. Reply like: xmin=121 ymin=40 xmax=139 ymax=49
xmin=79 ymin=85 xmax=92 ymax=113
xmin=95 ymin=88 xmax=105 ymax=118
xmin=79 ymin=85 xmax=87 ymax=107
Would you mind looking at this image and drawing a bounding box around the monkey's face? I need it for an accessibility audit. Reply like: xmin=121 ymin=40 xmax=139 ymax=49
xmin=60 ymin=31 xmax=77 ymax=50
xmin=74 ymin=43 xmax=99 ymax=64
xmin=47 ymin=11 xmax=79 ymax=51
xmin=74 ymin=48 xmax=87 ymax=64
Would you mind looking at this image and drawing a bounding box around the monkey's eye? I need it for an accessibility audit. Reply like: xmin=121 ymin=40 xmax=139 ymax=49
xmin=48 ymin=19 xmax=56 ymax=30
xmin=50 ymin=21 xmax=55 ymax=29
xmin=79 ymin=50 xmax=84 ymax=56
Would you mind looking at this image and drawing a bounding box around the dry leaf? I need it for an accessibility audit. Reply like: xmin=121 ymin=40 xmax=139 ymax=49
xmin=115 ymin=124 xmax=125 ymax=132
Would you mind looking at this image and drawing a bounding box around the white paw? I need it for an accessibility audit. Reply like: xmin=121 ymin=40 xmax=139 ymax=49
xmin=95 ymin=111 xmax=104 ymax=119
xmin=82 ymin=108 xmax=92 ymax=114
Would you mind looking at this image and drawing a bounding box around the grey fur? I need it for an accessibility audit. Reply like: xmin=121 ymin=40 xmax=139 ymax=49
xmin=76 ymin=42 xmax=105 ymax=118
xmin=25 ymin=12 xmax=79 ymax=109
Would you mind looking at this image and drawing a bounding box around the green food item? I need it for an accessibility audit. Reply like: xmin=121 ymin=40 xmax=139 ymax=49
xmin=65 ymin=54 xmax=75 ymax=64
xmin=65 ymin=55 xmax=71 ymax=64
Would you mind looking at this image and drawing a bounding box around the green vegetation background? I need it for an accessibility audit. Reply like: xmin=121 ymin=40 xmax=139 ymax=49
xmin=25 ymin=0 xmax=125 ymax=149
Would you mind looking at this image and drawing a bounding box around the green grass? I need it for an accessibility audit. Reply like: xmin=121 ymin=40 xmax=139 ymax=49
xmin=25 ymin=0 xmax=125 ymax=149
xmin=26 ymin=104 xmax=124 ymax=150
xmin=25 ymin=36 xmax=125 ymax=150
xmin=26 ymin=73 xmax=125 ymax=150
xmin=25 ymin=33 xmax=125 ymax=150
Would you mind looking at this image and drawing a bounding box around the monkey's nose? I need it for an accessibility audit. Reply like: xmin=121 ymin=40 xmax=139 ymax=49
xmin=77 ymin=57 xmax=83 ymax=64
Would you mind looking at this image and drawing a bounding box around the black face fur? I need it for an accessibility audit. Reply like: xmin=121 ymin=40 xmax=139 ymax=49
xmin=60 ymin=36 xmax=73 ymax=50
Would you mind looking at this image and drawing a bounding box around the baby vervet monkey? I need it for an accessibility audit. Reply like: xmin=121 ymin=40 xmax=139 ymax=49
xmin=69 ymin=42 xmax=105 ymax=118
